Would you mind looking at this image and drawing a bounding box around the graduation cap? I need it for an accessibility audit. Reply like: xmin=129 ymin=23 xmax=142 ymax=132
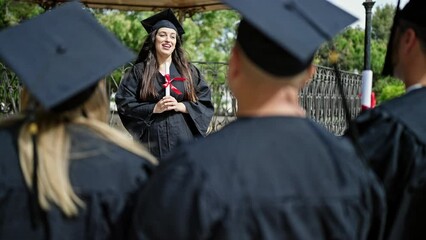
xmin=0 ymin=1 xmax=134 ymax=229
xmin=222 ymin=0 xmax=369 ymax=161
xmin=0 ymin=1 xmax=135 ymax=111
xmin=224 ymin=0 xmax=357 ymax=76
xmin=141 ymin=8 xmax=185 ymax=36
xmin=382 ymin=0 xmax=426 ymax=76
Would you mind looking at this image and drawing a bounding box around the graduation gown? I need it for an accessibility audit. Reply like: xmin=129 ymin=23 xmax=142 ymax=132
xmin=133 ymin=117 xmax=385 ymax=240
xmin=0 ymin=121 xmax=155 ymax=240
xmin=115 ymin=62 xmax=214 ymax=161
xmin=347 ymin=87 xmax=426 ymax=240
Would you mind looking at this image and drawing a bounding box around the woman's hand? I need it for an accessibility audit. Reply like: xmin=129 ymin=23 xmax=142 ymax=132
xmin=153 ymin=96 xmax=187 ymax=114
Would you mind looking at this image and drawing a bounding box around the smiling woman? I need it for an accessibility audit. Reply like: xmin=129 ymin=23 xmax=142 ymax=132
xmin=115 ymin=9 xmax=214 ymax=161
xmin=155 ymin=28 xmax=177 ymax=60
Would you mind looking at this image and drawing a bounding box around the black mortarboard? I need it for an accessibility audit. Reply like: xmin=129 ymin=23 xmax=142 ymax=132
xmin=141 ymin=9 xmax=185 ymax=36
xmin=0 ymin=2 xmax=135 ymax=111
xmin=382 ymin=0 xmax=426 ymax=76
xmin=223 ymin=0 xmax=367 ymax=161
xmin=223 ymin=0 xmax=357 ymax=76
xmin=0 ymin=2 xmax=135 ymax=229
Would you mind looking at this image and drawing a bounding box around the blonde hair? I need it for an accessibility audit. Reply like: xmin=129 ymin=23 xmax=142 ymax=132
xmin=17 ymin=80 xmax=157 ymax=217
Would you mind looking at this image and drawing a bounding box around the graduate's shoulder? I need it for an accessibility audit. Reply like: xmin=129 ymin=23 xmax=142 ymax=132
xmin=132 ymin=61 xmax=146 ymax=70
xmin=378 ymin=88 xmax=426 ymax=117
xmin=175 ymin=117 xmax=357 ymax=165
xmin=165 ymin=120 xmax=246 ymax=170
xmin=68 ymin=124 xmax=154 ymax=191
xmin=356 ymin=89 xmax=426 ymax=144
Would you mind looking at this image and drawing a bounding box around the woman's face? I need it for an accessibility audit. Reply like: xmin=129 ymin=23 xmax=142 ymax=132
xmin=155 ymin=27 xmax=177 ymax=58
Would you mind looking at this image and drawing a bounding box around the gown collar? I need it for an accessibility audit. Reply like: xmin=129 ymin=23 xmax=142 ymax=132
xmin=406 ymin=83 xmax=424 ymax=93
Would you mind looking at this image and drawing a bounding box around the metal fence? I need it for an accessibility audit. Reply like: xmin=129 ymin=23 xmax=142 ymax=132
xmin=300 ymin=66 xmax=361 ymax=135
xmin=0 ymin=63 xmax=20 ymax=115
xmin=0 ymin=62 xmax=361 ymax=135
xmin=193 ymin=62 xmax=362 ymax=135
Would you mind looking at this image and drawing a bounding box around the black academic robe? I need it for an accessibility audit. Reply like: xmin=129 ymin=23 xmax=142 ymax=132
xmin=0 ymin=121 xmax=155 ymax=240
xmin=347 ymin=87 xmax=426 ymax=240
xmin=133 ymin=117 xmax=385 ymax=240
xmin=115 ymin=62 xmax=214 ymax=161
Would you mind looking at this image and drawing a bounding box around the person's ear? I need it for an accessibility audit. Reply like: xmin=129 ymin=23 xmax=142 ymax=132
xmin=308 ymin=65 xmax=316 ymax=79
xmin=228 ymin=46 xmax=241 ymax=81
xmin=302 ymin=65 xmax=316 ymax=87
xmin=402 ymin=28 xmax=417 ymax=54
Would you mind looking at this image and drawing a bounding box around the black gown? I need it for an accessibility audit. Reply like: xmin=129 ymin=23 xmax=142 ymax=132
xmin=0 ymin=121 xmax=155 ymax=240
xmin=346 ymin=87 xmax=426 ymax=240
xmin=133 ymin=117 xmax=386 ymax=240
xmin=115 ymin=62 xmax=214 ymax=161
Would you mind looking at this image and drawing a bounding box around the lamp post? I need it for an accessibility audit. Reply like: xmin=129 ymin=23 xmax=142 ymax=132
xmin=361 ymin=0 xmax=376 ymax=111
xmin=363 ymin=0 xmax=375 ymax=71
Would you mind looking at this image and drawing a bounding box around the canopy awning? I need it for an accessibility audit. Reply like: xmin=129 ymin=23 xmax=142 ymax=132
xmin=24 ymin=0 xmax=228 ymax=12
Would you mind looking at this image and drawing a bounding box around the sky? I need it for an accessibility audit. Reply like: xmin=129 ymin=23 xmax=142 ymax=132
xmin=327 ymin=0 xmax=409 ymax=28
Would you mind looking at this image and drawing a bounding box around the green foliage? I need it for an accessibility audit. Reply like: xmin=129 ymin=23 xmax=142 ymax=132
xmin=0 ymin=63 xmax=20 ymax=116
xmin=315 ymin=3 xmax=400 ymax=107
xmin=92 ymin=9 xmax=240 ymax=64
xmin=372 ymin=4 xmax=394 ymax=42
xmin=0 ymin=0 xmax=43 ymax=30
xmin=370 ymin=40 xmax=387 ymax=75
xmin=373 ymin=76 xmax=404 ymax=104
xmin=315 ymin=27 xmax=365 ymax=72
xmin=0 ymin=0 xmax=42 ymax=116
xmin=94 ymin=10 xmax=152 ymax=52
xmin=183 ymin=10 xmax=240 ymax=62
xmin=336 ymin=27 xmax=365 ymax=72
xmin=370 ymin=4 xmax=402 ymax=105
xmin=315 ymin=27 xmax=388 ymax=75
xmin=377 ymin=83 xmax=405 ymax=103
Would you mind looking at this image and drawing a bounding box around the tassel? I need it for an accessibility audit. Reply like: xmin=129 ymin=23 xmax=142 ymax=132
xmin=27 ymin=118 xmax=42 ymax=229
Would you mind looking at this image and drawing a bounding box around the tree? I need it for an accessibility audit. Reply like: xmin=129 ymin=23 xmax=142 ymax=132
xmin=373 ymin=76 xmax=404 ymax=104
xmin=314 ymin=3 xmax=400 ymax=105
xmin=0 ymin=0 xmax=43 ymax=30
xmin=183 ymin=10 xmax=239 ymax=62
xmin=316 ymin=3 xmax=395 ymax=73
xmin=94 ymin=9 xmax=239 ymax=63
xmin=371 ymin=4 xmax=404 ymax=104
xmin=94 ymin=10 xmax=152 ymax=53
xmin=315 ymin=27 xmax=365 ymax=73
xmin=372 ymin=4 xmax=395 ymax=42
xmin=0 ymin=0 xmax=43 ymax=116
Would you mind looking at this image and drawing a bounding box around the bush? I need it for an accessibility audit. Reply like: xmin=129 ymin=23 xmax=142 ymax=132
xmin=374 ymin=76 xmax=405 ymax=104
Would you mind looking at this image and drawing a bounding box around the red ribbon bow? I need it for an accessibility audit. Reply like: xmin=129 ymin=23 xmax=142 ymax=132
xmin=163 ymin=74 xmax=186 ymax=95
